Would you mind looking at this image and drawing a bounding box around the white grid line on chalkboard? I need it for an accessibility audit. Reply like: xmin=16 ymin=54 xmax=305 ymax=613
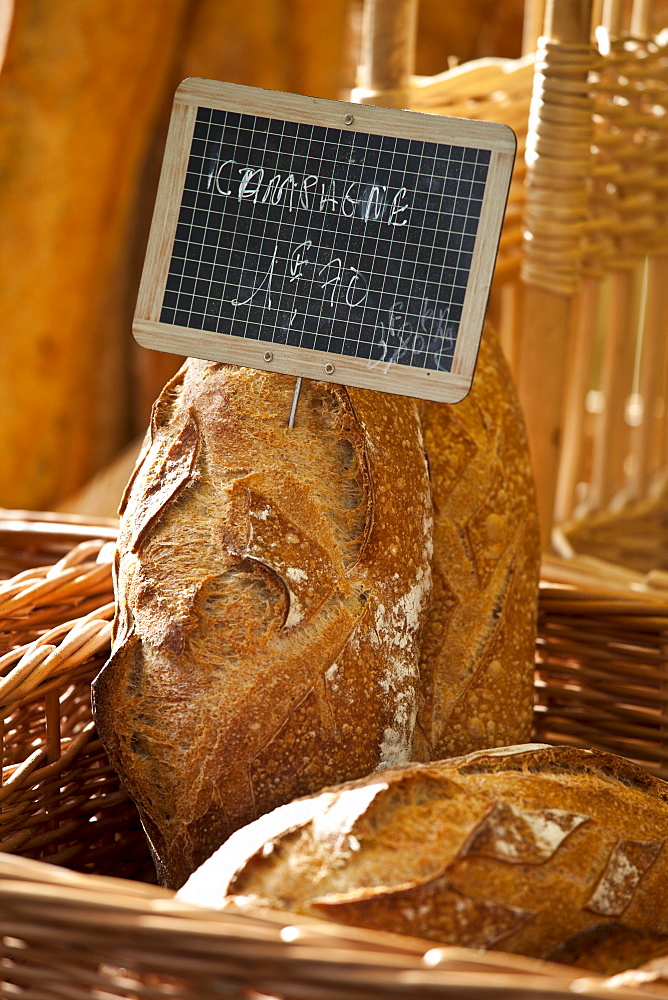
xmin=331 ymin=128 xmax=370 ymax=357
xmin=204 ymin=111 xmax=236 ymax=327
xmin=204 ymin=110 xmax=228 ymax=327
xmin=161 ymin=106 xmax=491 ymax=373
xmin=187 ymin=113 xmax=221 ymax=330
xmin=232 ymin=113 xmax=279 ymax=343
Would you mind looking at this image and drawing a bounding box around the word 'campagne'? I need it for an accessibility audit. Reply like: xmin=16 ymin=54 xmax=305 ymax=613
xmin=208 ymin=160 xmax=410 ymax=226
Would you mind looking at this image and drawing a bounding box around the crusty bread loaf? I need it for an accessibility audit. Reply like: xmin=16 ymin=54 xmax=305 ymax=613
xmin=414 ymin=327 xmax=539 ymax=760
xmin=92 ymin=364 xmax=434 ymax=887
xmin=92 ymin=325 xmax=539 ymax=889
xmin=178 ymin=745 xmax=668 ymax=975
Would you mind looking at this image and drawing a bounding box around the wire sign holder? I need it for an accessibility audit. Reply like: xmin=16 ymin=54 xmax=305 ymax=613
xmin=134 ymin=79 xmax=515 ymax=403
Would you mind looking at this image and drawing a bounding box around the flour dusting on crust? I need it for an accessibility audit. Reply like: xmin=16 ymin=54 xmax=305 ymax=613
xmin=587 ymin=839 xmax=664 ymax=916
xmin=375 ymin=563 xmax=431 ymax=768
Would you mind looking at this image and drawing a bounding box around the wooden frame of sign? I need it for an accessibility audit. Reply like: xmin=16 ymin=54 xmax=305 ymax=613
xmin=134 ymin=79 xmax=515 ymax=403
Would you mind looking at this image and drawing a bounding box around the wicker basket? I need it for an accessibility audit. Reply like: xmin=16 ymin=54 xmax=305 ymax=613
xmin=354 ymin=0 xmax=668 ymax=549
xmin=3 ymin=512 xmax=668 ymax=998
xmin=3 ymin=2 xmax=668 ymax=994
xmin=0 ymin=511 xmax=152 ymax=881
xmin=536 ymin=550 xmax=668 ymax=780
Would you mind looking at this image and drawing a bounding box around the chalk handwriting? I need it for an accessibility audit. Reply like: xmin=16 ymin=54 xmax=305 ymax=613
xmin=367 ymin=298 xmax=457 ymax=373
xmin=204 ymin=148 xmax=458 ymax=371
xmin=228 ymin=243 xmax=454 ymax=371
xmin=209 ymin=160 xmax=410 ymax=226
xmin=231 ymin=245 xmax=278 ymax=309
xmin=231 ymin=240 xmax=369 ymax=317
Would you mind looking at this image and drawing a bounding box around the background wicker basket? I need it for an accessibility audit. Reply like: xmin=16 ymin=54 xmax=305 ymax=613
xmin=536 ymin=552 xmax=668 ymax=779
xmin=355 ymin=0 xmax=668 ymax=554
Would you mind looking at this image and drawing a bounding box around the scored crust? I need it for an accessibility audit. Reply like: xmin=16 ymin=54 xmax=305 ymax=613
xmin=414 ymin=326 xmax=540 ymax=760
xmin=178 ymin=745 xmax=668 ymax=975
xmin=92 ymin=364 xmax=433 ymax=888
xmin=93 ymin=325 xmax=540 ymax=889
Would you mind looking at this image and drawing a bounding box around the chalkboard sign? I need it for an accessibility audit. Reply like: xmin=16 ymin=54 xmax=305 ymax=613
xmin=134 ymin=79 xmax=515 ymax=403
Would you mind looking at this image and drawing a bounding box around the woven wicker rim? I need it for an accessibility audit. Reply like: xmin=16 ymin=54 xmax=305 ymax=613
xmin=2 ymin=852 xmax=668 ymax=1000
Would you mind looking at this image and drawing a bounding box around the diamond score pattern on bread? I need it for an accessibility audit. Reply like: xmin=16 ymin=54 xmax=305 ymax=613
xmin=92 ymin=324 xmax=540 ymax=889
xmin=416 ymin=324 xmax=539 ymax=760
xmin=178 ymin=745 xmax=668 ymax=976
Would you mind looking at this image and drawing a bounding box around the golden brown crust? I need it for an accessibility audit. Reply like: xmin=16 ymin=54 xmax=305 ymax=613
xmin=93 ymin=364 xmax=433 ymax=888
xmin=414 ymin=326 xmax=540 ymax=760
xmin=178 ymin=745 xmax=668 ymax=975
xmin=94 ymin=327 xmax=540 ymax=889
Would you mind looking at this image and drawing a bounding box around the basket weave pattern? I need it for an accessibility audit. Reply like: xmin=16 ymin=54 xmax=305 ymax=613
xmin=0 ymin=515 xmax=151 ymax=879
xmin=535 ymin=555 xmax=668 ymax=778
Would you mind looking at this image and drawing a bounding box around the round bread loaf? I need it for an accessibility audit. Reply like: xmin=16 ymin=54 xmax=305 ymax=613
xmin=178 ymin=745 xmax=668 ymax=975
xmin=92 ymin=364 xmax=434 ymax=887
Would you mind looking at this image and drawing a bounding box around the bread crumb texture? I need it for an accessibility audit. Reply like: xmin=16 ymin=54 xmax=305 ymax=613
xmin=178 ymin=745 xmax=668 ymax=976
xmin=93 ymin=325 xmax=539 ymax=889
